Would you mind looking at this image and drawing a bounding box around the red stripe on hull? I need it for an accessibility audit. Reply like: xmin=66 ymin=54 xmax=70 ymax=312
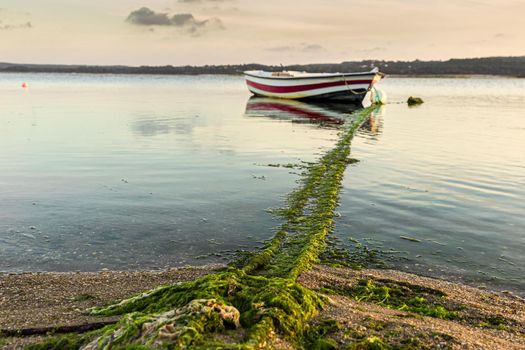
xmin=246 ymin=79 xmax=372 ymax=94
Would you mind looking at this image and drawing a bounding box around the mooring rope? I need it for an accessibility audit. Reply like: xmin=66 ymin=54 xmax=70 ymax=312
xmin=343 ymin=74 xmax=372 ymax=95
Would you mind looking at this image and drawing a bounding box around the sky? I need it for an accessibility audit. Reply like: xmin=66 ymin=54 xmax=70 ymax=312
xmin=0 ymin=0 xmax=524 ymax=65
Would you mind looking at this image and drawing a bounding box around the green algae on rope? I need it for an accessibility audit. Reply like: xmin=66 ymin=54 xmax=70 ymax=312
xmin=82 ymin=270 xmax=325 ymax=349
xmin=28 ymin=106 xmax=378 ymax=350
xmin=243 ymin=106 xmax=377 ymax=279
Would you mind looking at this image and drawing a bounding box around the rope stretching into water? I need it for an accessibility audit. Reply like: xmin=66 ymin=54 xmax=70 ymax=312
xmin=343 ymin=75 xmax=372 ymax=95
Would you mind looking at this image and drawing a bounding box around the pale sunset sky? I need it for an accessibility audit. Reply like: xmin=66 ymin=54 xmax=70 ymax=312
xmin=0 ymin=0 xmax=523 ymax=65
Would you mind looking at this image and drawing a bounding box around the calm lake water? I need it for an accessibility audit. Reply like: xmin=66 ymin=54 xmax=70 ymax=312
xmin=1 ymin=73 xmax=523 ymax=295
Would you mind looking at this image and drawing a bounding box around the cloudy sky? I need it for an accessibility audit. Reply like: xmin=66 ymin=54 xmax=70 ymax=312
xmin=0 ymin=0 xmax=523 ymax=65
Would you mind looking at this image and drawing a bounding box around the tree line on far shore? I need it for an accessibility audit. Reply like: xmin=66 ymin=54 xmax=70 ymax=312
xmin=1 ymin=56 xmax=524 ymax=77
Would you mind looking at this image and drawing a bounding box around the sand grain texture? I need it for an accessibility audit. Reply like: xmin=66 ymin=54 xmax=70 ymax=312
xmin=0 ymin=266 xmax=221 ymax=349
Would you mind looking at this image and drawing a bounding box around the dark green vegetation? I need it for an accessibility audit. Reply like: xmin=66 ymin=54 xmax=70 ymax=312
xmin=85 ymin=271 xmax=324 ymax=348
xmin=343 ymin=324 xmax=457 ymax=350
xmin=2 ymin=56 xmax=525 ymax=76
xmin=323 ymin=278 xmax=457 ymax=320
xmin=265 ymin=163 xmax=300 ymax=169
xmin=26 ymin=107 xmax=377 ymax=349
xmin=319 ymin=236 xmax=386 ymax=270
xmin=318 ymin=277 xmax=521 ymax=335
xmin=406 ymin=97 xmax=424 ymax=106
xmin=243 ymin=106 xmax=375 ymax=280
xmin=25 ymin=333 xmax=91 ymax=350
xmin=302 ymin=317 xmax=458 ymax=350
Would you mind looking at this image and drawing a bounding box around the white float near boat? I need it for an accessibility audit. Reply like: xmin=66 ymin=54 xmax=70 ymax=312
xmin=244 ymin=68 xmax=384 ymax=104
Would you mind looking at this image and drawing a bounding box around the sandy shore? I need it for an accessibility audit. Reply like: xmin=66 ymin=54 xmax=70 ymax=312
xmin=1 ymin=265 xmax=524 ymax=349
xmin=300 ymin=265 xmax=525 ymax=350
xmin=0 ymin=265 xmax=222 ymax=349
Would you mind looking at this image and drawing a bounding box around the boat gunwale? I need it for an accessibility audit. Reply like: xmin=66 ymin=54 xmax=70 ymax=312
xmin=244 ymin=70 xmax=380 ymax=81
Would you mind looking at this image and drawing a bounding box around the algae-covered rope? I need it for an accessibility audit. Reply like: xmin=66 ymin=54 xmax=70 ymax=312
xmin=30 ymin=106 xmax=379 ymax=350
xmin=243 ymin=106 xmax=377 ymax=280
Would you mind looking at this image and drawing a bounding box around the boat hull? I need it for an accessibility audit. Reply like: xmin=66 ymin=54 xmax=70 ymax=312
xmin=244 ymin=71 xmax=382 ymax=104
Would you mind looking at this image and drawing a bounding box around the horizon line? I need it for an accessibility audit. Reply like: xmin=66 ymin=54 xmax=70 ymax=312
xmin=2 ymin=55 xmax=525 ymax=68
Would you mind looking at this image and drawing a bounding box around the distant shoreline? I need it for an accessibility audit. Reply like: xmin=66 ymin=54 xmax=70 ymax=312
xmin=1 ymin=71 xmax=523 ymax=80
xmin=1 ymin=56 xmax=525 ymax=77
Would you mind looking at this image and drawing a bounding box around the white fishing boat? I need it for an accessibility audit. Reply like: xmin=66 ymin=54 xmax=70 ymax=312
xmin=244 ymin=68 xmax=384 ymax=104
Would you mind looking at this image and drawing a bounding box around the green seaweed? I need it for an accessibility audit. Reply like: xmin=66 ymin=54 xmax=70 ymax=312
xmin=303 ymin=319 xmax=341 ymax=350
xmin=339 ymin=320 xmax=457 ymax=350
xmin=26 ymin=106 xmax=389 ymax=349
xmin=467 ymin=313 xmax=517 ymax=332
xmin=324 ymin=278 xmax=521 ymax=334
xmin=319 ymin=236 xmax=386 ymax=269
xmin=25 ymin=332 xmax=97 ymax=350
xmin=244 ymin=106 xmax=375 ymax=280
xmin=407 ymin=97 xmax=424 ymax=106
xmin=334 ymin=279 xmax=520 ymax=333
xmin=346 ymin=333 xmax=454 ymax=350
xmin=81 ymin=269 xmax=325 ymax=348
xmin=326 ymin=278 xmax=457 ymax=321
xmin=484 ymin=315 xmax=511 ymax=330
xmin=265 ymin=163 xmax=300 ymax=169
xmin=348 ymin=336 xmax=389 ymax=350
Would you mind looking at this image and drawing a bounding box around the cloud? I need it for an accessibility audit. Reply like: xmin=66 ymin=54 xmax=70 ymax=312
xmin=0 ymin=20 xmax=32 ymax=30
xmin=126 ymin=7 xmax=223 ymax=35
xmin=126 ymin=7 xmax=172 ymax=26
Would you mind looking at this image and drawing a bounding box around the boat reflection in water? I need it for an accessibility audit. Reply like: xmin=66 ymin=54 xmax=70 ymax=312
xmin=245 ymin=97 xmax=362 ymax=126
xmin=245 ymin=97 xmax=385 ymax=137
